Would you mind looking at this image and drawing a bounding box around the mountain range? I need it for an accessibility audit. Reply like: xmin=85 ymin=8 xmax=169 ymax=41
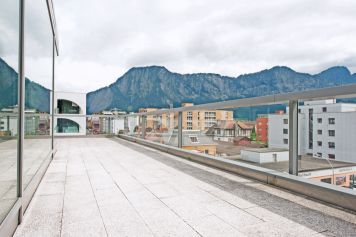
xmin=1 ymin=56 xmax=356 ymax=119
xmin=0 ymin=57 xmax=50 ymax=113
xmin=87 ymin=64 xmax=356 ymax=118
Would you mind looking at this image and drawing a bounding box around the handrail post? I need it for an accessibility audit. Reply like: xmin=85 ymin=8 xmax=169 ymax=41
xmin=178 ymin=112 xmax=182 ymax=148
xmin=141 ymin=115 xmax=146 ymax=139
xmin=289 ymin=100 xmax=298 ymax=175
xmin=17 ymin=0 xmax=25 ymax=224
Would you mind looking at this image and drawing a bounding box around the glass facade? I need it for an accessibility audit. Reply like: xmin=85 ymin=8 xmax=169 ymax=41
xmin=57 ymin=99 xmax=80 ymax=114
xmin=0 ymin=0 xmax=58 ymax=235
xmin=0 ymin=0 xmax=19 ymax=225
xmin=57 ymin=118 xmax=79 ymax=133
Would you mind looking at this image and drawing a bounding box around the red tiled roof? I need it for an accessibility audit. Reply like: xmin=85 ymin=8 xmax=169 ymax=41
xmin=237 ymin=121 xmax=255 ymax=130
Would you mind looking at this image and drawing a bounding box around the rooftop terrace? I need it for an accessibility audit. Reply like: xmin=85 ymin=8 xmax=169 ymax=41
xmin=14 ymin=137 xmax=356 ymax=236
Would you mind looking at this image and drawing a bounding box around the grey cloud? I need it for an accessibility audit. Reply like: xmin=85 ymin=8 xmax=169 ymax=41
xmin=1 ymin=0 xmax=356 ymax=92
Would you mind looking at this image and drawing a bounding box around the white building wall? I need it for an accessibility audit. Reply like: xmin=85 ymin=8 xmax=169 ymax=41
xmin=112 ymin=118 xmax=125 ymax=134
xmin=51 ymin=91 xmax=86 ymax=115
xmin=241 ymin=150 xmax=289 ymax=163
xmin=269 ymin=101 xmax=356 ymax=163
xmin=0 ymin=116 xmax=17 ymax=135
xmin=51 ymin=92 xmax=87 ymax=136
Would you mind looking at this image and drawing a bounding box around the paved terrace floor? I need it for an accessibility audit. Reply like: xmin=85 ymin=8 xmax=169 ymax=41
xmin=14 ymin=137 xmax=356 ymax=237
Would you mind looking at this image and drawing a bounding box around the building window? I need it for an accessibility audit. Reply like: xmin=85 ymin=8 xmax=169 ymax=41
xmin=322 ymin=107 xmax=327 ymax=112
xmin=328 ymin=142 xmax=335 ymax=149
xmin=283 ymin=129 xmax=288 ymax=134
xmin=189 ymin=136 xmax=199 ymax=143
xmin=317 ymin=152 xmax=322 ymax=157
xmin=328 ymin=130 xmax=335 ymax=137
xmin=328 ymin=118 xmax=335 ymax=125
xmin=204 ymin=150 xmax=209 ymax=154
xmin=283 ymin=119 xmax=288 ymax=125
xmin=317 ymin=141 xmax=322 ymax=147
xmin=321 ymin=178 xmax=332 ymax=184
xmin=317 ymin=130 xmax=322 ymax=135
xmin=328 ymin=154 xmax=335 ymax=159
xmin=283 ymin=139 xmax=288 ymax=144
xmin=187 ymin=121 xmax=193 ymax=130
xmin=317 ymin=118 xmax=322 ymax=124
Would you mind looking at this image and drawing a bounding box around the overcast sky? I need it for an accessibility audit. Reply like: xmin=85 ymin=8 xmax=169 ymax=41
xmin=1 ymin=0 xmax=356 ymax=92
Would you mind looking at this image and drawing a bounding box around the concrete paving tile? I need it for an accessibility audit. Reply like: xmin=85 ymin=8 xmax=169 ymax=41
xmin=61 ymin=219 xmax=107 ymax=237
xmin=145 ymin=182 xmax=181 ymax=199
xmin=136 ymin=206 xmax=201 ymax=237
xmin=162 ymin=196 xmax=212 ymax=225
xmin=13 ymin=138 xmax=356 ymax=237
xmin=14 ymin=212 xmax=62 ymax=237
xmin=204 ymin=188 xmax=257 ymax=209
xmin=125 ymin=189 xmax=167 ymax=211
xmin=26 ymin=194 xmax=63 ymax=215
xmin=193 ymin=214 xmax=246 ymax=237
xmin=203 ymin=200 xmax=263 ymax=229
xmin=35 ymin=181 xmax=65 ymax=196
xmin=93 ymin=187 xmax=127 ymax=207
xmin=62 ymin=205 xmax=102 ymax=226
xmin=42 ymin=172 xmax=66 ymax=183
xmin=99 ymin=204 xmax=153 ymax=237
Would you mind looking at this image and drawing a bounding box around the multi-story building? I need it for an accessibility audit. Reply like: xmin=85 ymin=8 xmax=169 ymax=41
xmin=51 ymin=92 xmax=86 ymax=135
xmin=181 ymin=103 xmax=233 ymax=131
xmin=208 ymin=120 xmax=255 ymax=143
xmin=139 ymin=103 xmax=233 ymax=132
xmin=268 ymin=100 xmax=356 ymax=163
xmin=256 ymin=115 xmax=268 ymax=143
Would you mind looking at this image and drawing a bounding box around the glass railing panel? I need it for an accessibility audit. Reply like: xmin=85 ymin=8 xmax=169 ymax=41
xmin=0 ymin=0 xmax=19 ymax=224
xmin=123 ymin=115 xmax=140 ymax=137
xmin=298 ymin=96 xmax=356 ymax=191
xmin=23 ymin=1 xmax=53 ymax=191
xmin=86 ymin=115 xmax=124 ymax=135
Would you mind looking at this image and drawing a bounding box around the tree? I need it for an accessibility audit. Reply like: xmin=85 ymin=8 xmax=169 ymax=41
xmin=250 ymin=127 xmax=256 ymax=141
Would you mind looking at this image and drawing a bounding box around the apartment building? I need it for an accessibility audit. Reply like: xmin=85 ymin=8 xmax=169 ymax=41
xmin=268 ymin=100 xmax=356 ymax=163
xmin=139 ymin=103 xmax=233 ymax=132
xmin=181 ymin=103 xmax=233 ymax=131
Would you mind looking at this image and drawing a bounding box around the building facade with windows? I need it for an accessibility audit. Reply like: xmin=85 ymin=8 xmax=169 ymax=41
xmin=268 ymin=100 xmax=356 ymax=163
xmin=181 ymin=103 xmax=233 ymax=131
xmin=138 ymin=103 xmax=234 ymax=132
xmin=51 ymin=92 xmax=86 ymax=135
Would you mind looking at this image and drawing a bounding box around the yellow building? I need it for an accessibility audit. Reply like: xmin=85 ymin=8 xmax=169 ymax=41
xmin=139 ymin=103 xmax=233 ymax=131
xmin=181 ymin=103 xmax=233 ymax=131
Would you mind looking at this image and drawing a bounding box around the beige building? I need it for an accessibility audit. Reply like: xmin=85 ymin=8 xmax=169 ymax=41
xmin=181 ymin=103 xmax=233 ymax=131
xmin=139 ymin=103 xmax=233 ymax=131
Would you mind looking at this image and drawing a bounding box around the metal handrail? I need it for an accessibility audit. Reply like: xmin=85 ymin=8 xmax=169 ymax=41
xmin=121 ymin=84 xmax=356 ymax=117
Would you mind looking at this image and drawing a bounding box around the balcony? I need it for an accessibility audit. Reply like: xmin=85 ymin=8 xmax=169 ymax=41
xmin=1 ymin=1 xmax=356 ymax=236
xmin=12 ymin=137 xmax=356 ymax=236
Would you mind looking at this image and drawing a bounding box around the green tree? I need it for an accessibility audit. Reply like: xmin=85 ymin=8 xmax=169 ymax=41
xmin=250 ymin=127 xmax=256 ymax=141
